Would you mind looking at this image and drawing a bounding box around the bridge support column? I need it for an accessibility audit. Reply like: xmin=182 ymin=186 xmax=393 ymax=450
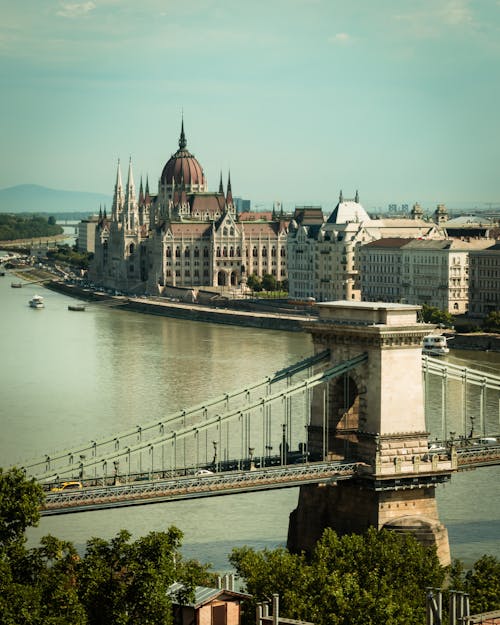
xmin=287 ymin=301 xmax=452 ymax=565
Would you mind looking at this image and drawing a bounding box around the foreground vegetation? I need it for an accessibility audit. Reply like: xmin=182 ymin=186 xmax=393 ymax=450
xmin=0 ymin=214 xmax=63 ymax=241
xmin=1 ymin=467 xmax=499 ymax=625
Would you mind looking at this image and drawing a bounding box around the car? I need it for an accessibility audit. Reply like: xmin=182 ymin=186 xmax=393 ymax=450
xmin=50 ymin=481 xmax=83 ymax=492
xmin=195 ymin=469 xmax=214 ymax=476
xmin=478 ymin=437 xmax=498 ymax=446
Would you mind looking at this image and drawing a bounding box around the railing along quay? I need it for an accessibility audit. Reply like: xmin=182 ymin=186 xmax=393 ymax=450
xmin=41 ymin=461 xmax=362 ymax=516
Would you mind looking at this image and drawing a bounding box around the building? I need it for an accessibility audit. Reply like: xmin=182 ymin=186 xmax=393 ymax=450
xmin=468 ymin=241 xmax=500 ymax=317
xmin=360 ymin=238 xmax=492 ymax=314
xmin=287 ymin=193 xmax=445 ymax=302
xmin=168 ymin=582 xmax=249 ymax=625
xmin=76 ymin=215 xmax=99 ymax=254
xmin=89 ymin=122 xmax=288 ymax=295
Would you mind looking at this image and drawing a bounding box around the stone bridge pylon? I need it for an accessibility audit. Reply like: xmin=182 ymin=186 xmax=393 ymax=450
xmin=287 ymin=301 xmax=452 ymax=565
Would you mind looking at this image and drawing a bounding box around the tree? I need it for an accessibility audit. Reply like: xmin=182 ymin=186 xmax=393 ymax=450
xmin=262 ymin=274 xmax=277 ymax=292
xmin=421 ymin=304 xmax=454 ymax=328
xmin=78 ymin=527 xmax=214 ymax=625
xmin=450 ymin=555 xmax=500 ymax=614
xmin=230 ymin=527 xmax=446 ymax=625
xmin=483 ymin=311 xmax=500 ymax=333
xmin=0 ymin=467 xmax=44 ymax=548
xmin=247 ymin=274 xmax=262 ymax=292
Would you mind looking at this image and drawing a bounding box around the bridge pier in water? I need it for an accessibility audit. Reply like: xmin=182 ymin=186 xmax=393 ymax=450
xmin=288 ymin=301 xmax=452 ymax=565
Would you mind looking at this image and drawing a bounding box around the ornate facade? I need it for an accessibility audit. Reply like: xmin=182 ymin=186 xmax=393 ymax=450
xmin=89 ymin=123 xmax=288 ymax=294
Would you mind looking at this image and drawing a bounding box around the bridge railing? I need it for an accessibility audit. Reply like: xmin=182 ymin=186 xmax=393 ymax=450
xmin=31 ymin=353 xmax=368 ymax=484
xmin=23 ymin=349 xmax=331 ymax=480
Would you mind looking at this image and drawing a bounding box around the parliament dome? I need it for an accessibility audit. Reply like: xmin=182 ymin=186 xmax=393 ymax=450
xmin=160 ymin=122 xmax=205 ymax=189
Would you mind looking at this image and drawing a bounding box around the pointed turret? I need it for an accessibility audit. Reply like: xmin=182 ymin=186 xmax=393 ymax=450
xmin=226 ymin=170 xmax=233 ymax=206
xmin=124 ymin=157 xmax=138 ymax=229
xmin=355 ymin=190 xmax=359 ymax=203
xmin=339 ymin=190 xmax=343 ymax=203
xmin=219 ymin=171 xmax=224 ymax=194
xmin=139 ymin=176 xmax=144 ymax=205
xmin=111 ymin=159 xmax=124 ymax=221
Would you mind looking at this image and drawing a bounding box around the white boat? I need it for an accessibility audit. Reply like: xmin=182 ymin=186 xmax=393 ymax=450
xmin=422 ymin=334 xmax=449 ymax=356
xmin=29 ymin=295 xmax=44 ymax=309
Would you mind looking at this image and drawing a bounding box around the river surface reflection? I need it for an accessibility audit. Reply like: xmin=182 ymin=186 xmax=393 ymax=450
xmin=0 ymin=269 xmax=498 ymax=571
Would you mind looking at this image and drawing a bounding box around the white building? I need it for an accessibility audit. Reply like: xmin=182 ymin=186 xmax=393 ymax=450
xmin=468 ymin=242 xmax=500 ymax=317
xmin=287 ymin=193 xmax=446 ymax=302
xmin=76 ymin=215 xmax=99 ymax=254
xmin=360 ymin=238 xmax=492 ymax=314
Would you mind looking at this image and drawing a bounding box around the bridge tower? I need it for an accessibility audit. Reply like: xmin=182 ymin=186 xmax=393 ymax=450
xmin=288 ymin=301 xmax=452 ymax=565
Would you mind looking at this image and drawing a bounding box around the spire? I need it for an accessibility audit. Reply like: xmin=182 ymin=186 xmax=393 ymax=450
xmin=355 ymin=189 xmax=359 ymax=203
xmin=339 ymin=190 xmax=343 ymax=203
xmin=139 ymin=176 xmax=144 ymax=204
xmin=226 ymin=170 xmax=233 ymax=205
xmin=112 ymin=159 xmax=124 ymax=221
xmin=179 ymin=117 xmax=187 ymax=150
xmin=219 ymin=171 xmax=224 ymax=194
xmin=126 ymin=157 xmax=135 ymax=192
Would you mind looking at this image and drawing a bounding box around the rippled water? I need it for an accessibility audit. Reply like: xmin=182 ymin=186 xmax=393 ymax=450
xmin=0 ymin=267 xmax=498 ymax=570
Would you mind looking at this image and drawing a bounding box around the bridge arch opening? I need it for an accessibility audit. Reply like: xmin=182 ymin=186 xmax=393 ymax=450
xmin=328 ymin=374 xmax=361 ymax=458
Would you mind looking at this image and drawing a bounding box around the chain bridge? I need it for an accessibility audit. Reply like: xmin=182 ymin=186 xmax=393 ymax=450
xmin=18 ymin=301 xmax=500 ymax=564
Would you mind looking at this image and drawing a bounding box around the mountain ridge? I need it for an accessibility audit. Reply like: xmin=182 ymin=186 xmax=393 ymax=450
xmin=0 ymin=184 xmax=112 ymax=213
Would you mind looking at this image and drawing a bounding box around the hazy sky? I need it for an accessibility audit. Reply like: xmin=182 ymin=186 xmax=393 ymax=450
xmin=1 ymin=0 xmax=499 ymax=210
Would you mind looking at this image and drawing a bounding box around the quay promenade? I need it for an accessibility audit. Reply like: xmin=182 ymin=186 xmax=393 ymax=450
xmin=45 ymin=280 xmax=312 ymax=332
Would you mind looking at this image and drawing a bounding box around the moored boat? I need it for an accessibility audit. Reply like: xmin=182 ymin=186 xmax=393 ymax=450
xmin=29 ymin=295 xmax=45 ymax=309
xmin=68 ymin=304 xmax=86 ymax=311
xmin=11 ymin=282 xmax=23 ymax=288
xmin=422 ymin=334 xmax=449 ymax=356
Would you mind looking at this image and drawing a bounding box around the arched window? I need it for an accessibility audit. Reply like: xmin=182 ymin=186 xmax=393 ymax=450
xmin=236 ymin=247 xmax=241 ymax=256
xmin=223 ymin=246 xmax=228 ymax=257
xmin=129 ymin=243 xmax=135 ymax=255
xmin=230 ymin=227 xmax=235 ymax=236
xmin=223 ymin=227 xmax=228 ymax=236
xmin=166 ymin=247 xmax=172 ymax=258
xmin=280 ymin=247 xmax=286 ymax=257
xmin=203 ymin=248 xmax=209 ymax=258
xmin=271 ymin=246 xmax=276 ymax=257
xmin=252 ymin=246 xmax=258 ymax=258
xmin=184 ymin=247 xmax=190 ymax=258
xmin=216 ymin=247 xmax=221 ymax=257
xmin=194 ymin=247 xmax=200 ymax=258
xmin=229 ymin=247 xmax=234 ymax=257
xmin=262 ymin=246 xmax=267 ymax=257
xmin=175 ymin=247 xmax=180 ymax=258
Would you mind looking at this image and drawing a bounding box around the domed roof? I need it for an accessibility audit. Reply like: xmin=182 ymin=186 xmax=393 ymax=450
xmin=160 ymin=122 xmax=205 ymax=188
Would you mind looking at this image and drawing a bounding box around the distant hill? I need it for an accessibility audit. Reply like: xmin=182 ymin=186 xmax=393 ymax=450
xmin=0 ymin=184 xmax=112 ymax=214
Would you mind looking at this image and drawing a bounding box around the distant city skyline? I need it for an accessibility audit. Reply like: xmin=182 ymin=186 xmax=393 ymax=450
xmin=1 ymin=1 xmax=499 ymax=209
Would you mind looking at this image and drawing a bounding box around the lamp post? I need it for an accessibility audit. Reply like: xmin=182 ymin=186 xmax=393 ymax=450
xmin=249 ymin=447 xmax=255 ymax=471
xmin=212 ymin=440 xmax=218 ymax=472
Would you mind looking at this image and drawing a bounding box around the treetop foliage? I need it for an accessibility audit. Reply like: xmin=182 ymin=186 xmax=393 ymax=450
xmin=0 ymin=214 xmax=63 ymax=241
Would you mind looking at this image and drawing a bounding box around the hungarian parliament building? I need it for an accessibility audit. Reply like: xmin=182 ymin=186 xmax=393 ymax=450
xmin=89 ymin=123 xmax=288 ymax=294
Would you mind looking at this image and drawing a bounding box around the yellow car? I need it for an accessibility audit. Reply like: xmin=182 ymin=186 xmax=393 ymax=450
xmin=50 ymin=481 xmax=83 ymax=492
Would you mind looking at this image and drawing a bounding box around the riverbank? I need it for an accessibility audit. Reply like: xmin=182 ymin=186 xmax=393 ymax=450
xmin=6 ymin=265 xmax=500 ymax=347
xmin=45 ymin=280 xmax=309 ymax=332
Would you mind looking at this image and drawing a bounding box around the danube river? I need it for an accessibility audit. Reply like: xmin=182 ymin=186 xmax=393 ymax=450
xmin=0 ymin=268 xmax=499 ymax=572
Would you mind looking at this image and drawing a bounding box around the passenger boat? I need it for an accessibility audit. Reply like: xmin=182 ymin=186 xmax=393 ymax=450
xmin=422 ymin=334 xmax=449 ymax=356
xmin=11 ymin=282 xmax=23 ymax=288
xmin=68 ymin=304 xmax=85 ymax=312
xmin=29 ymin=295 xmax=45 ymax=309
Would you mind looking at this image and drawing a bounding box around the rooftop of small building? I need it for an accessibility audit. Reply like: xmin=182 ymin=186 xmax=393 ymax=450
xmin=167 ymin=582 xmax=250 ymax=609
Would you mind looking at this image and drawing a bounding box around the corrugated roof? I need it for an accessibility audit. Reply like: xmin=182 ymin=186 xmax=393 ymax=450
xmin=167 ymin=583 xmax=250 ymax=609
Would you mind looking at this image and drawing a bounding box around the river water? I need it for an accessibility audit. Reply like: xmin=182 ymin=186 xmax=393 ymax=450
xmin=0 ymin=263 xmax=499 ymax=572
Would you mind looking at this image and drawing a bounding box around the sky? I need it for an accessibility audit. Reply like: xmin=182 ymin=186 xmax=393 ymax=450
xmin=1 ymin=0 xmax=499 ymax=212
